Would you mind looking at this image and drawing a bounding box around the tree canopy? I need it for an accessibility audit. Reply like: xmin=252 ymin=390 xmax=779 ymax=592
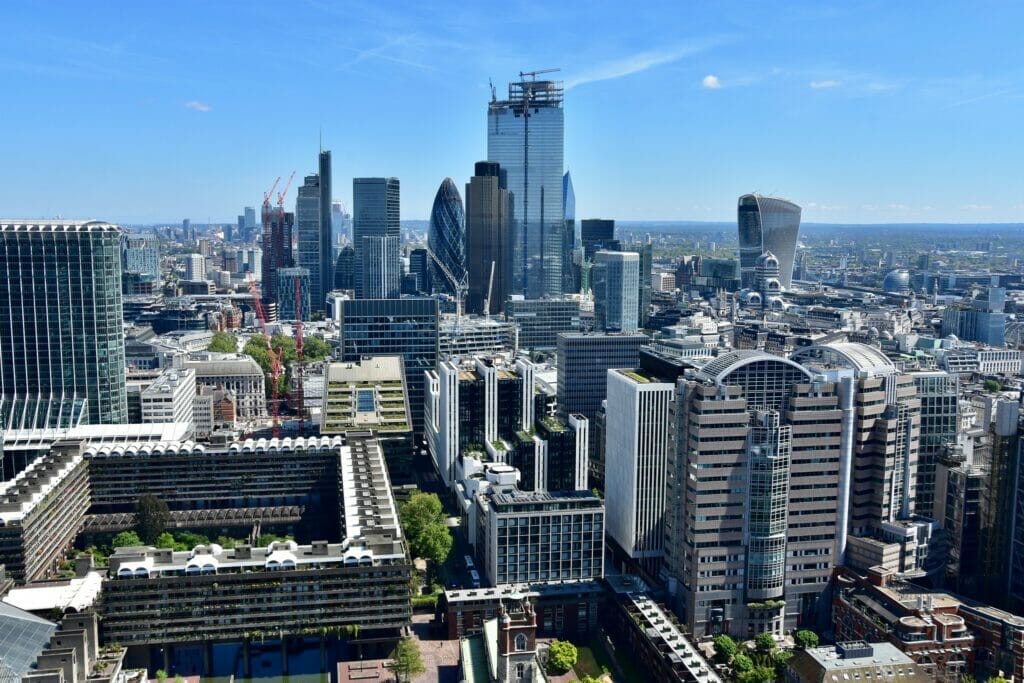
xmin=134 ymin=494 xmax=170 ymax=544
xmin=732 ymin=654 xmax=753 ymax=673
xmin=208 ymin=331 xmax=238 ymax=353
xmin=737 ymin=665 xmax=776 ymax=683
xmin=387 ymin=637 xmax=425 ymax=682
xmin=111 ymin=530 xmax=143 ymax=549
xmin=793 ymin=629 xmax=819 ymax=649
xmin=302 ymin=335 xmax=331 ymax=361
xmin=399 ymin=492 xmax=452 ymax=567
xmin=754 ymin=632 xmax=776 ymax=653
xmin=713 ymin=634 xmax=738 ymax=663
xmin=546 ymin=640 xmax=578 ymax=674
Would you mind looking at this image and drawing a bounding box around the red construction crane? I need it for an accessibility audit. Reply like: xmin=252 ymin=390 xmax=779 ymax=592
xmin=247 ymin=276 xmax=282 ymax=438
xmin=277 ymin=171 xmax=296 ymax=211
xmin=294 ymin=275 xmax=305 ymax=436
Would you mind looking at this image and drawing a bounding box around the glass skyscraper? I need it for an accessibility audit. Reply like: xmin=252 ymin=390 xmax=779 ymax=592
xmin=353 ymin=177 xmax=400 ymax=299
xmin=465 ymin=161 xmax=513 ymax=315
xmin=562 ymin=170 xmax=576 ymax=294
xmin=427 ymin=178 xmax=466 ymax=297
xmin=0 ymin=220 xmax=128 ymax=424
xmin=592 ymin=250 xmax=640 ymax=333
xmin=737 ymin=193 xmax=802 ymax=289
xmin=296 ymin=174 xmax=323 ymax=310
xmin=294 ymin=152 xmax=333 ymax=313
xmin=487 ymin=78 xmax=565 ymax=299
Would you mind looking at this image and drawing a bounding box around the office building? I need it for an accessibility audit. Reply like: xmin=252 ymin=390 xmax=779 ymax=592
xmin=556 ymin=333 xmax=646 ymax=427
xmin=334 ymin=245 xmax=355 ymax=290
xmin=476 ymin=488 xmax=604 ymax=586
xmin=505 ymin=297 xmax=581 ymax=351
xmin=439 ymin=315 xmax=518 ymax=358
xmin=488 ymin=77 xmax=564 ymax=298
xmin=635 ymin=236 xmax=652 ymax=327
xmin=139 ymin=367 xmax=196 ymax=428
xmin=669 ymin=350 xmax=839 ymax=637
xmin=408 ymin=247 xmax=429 ymax=295
xmin=243 ymin=206 xmax=256 ymax=239
xmin=428 ymin=177 xmax=467 ymax=296
xmin=604 ymin=369 xmax=672 ymax=573
xmin=942 ymin=287 xmax=1008 ymax=347
xmin=336 ymin=298 xmax=438 ymax=436
xmin=123 ymin=236 xmax=160 ymax=276
xmin=296 ymin=173 xmax=324 ymax=312
xmin=185 ymin=353 xmax=266 ymax=419
xmin=562 ymin=170 xmax=576 ymax=294
xmin=260 ymin=207 xmax=294 ymax=306
xmin=317 ymin=151 xmax=333 ymax=310
xmin=276 ymin=266 xmax=311 ymax=321
xmin=465 ymin=161 xmax=513 ymax=314
xmin=353 ymin=177 xmax=400 ymax=299
xmin=788 ymin=642 xmax=929 ymax=682
xmin=183 ymin=253 xmax=205 ymax=281
xmin=910 ymin=371 xmax=959 ymax=517
xmin=737 ymin=193 xmax=802 ymax=289
xmin=192 ymin=385 xmax=236 ymax=437
xmin=0 ymin=220 xmax=128 ymax=425
xmin=580 ymin=219 xmax=617 ymax=261
xmin=592 ymin=250 xmax=640 ymax=332
xmin=361 ymin=235 xmax=401 ymax=299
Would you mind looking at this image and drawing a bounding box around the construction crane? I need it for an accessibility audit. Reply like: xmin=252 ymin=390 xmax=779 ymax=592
xmin=425 ymin=246 xmax=468 ymax=330
xmin=246 ymin=276 xmax=283 ymax=438
xmin=276 ymin=171 xmax=296 ymax=212
xmin=294 ymin=274 xmax=305 ymax=437
xmin=482 ymin=261 xmax=496 ymax=317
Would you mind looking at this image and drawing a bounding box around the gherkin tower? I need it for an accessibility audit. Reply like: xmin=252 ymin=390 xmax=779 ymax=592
xmin=427 ymin=178 xmax=466 ymax=296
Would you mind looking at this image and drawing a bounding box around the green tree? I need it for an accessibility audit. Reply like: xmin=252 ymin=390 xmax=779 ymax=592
xmin=400 ymin=492 xmax=445 ymax=544
xmin=154 ymin=532 xmax=177 ymax=549
xmin=773 ymin=649 xmax=793 ymax=674
xmin=111 ymin=530 xmax=143 ymax=549
xmin=176 ymin=531 xmax=211 ymax=548
xmin=208 ymin=331 xmax=238 ymax=353
xmin=984 ymin=379 xmax=1002 ymax=392
xmin=754 ymin=632 xmax=776 ymax=653
xmin=713 ymin=634 xmax=738 ymax=663
xmin=793 ymin=629 xmax=819 ymax=649
xmin=134 ymin=494 xmax=170 ymax=544
xmin=155 ymin=670 xmax=168 ymax=683
xmin=413 ymin=522 xmax=453 ymax=566
xmin=387 ymin=637 xmax=425 ymax=683
xmin=575 ymin=676 xmax=601 ymax=683
xmin=738 ymin=665 xmax=776 ymax=683
xmin=546 ymin=640 xmax=578 ymax=674
xmin=987 ymin=677 xmax=1010 ymax=683
xmin=732 ymin=654 xmax=753 ymax=673
xmin=302 ymin=335 xmax=331 ymax=361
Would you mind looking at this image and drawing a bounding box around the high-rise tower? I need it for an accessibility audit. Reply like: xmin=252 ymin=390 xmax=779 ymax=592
xmin=427 ymin=178 xmax=466 ymax=296
xmin=591 ymin=250 xmax=639 ymax=333
xmin=318 ymin=150 xmax=333 ymax=310
xmin=0 ymin=220 xmax=128 ymax=424
xmin=296 ymin=174 xmax=322 ymax=310
xmin=465 ymin=161 xmax=513 ymax=315
xmin=353 ymin=177 xmax=400 ymax=299
xmin=487 ymin=75 xmax=565 ymax=298
xmin=737 ymin=194 xmax=801 ymax=289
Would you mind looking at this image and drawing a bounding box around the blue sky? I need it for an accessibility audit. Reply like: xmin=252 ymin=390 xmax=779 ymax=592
xmin=2 ymin=1 xmax=1022 ymax=224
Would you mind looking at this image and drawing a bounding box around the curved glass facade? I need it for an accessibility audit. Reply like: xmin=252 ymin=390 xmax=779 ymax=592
xmin=737 ymin=194 xmax=802 ymax=289
xmin=427 ymin=177 xmax=466 ymax=296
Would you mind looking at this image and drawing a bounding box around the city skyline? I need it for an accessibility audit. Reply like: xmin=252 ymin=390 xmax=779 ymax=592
xmin=2 ymin=2 xmax=1022 ymax=225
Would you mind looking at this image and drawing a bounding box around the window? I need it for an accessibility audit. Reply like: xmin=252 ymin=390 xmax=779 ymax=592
xmin=515 ymin=634 xmax=527 ymax=651
xmin=515 ymin=663 xmax=525 ymax=679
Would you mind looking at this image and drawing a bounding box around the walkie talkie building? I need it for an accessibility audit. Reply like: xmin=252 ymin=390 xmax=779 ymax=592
xmin=737 ymin=194 xmax=802 ymax=289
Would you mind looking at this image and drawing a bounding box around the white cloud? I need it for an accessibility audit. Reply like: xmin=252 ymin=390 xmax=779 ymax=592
xmin=565 ymin=38 xmax=729 ymax=90
xmin=961 ymin=203 xmax=993 ymax=211
xmin=809 ymin=79 xmax=840 ymax=89
xmin=702 ymin=74 xmax=721 ymax=89
xmin=183 ymin=100 xmax=211 ymax=113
